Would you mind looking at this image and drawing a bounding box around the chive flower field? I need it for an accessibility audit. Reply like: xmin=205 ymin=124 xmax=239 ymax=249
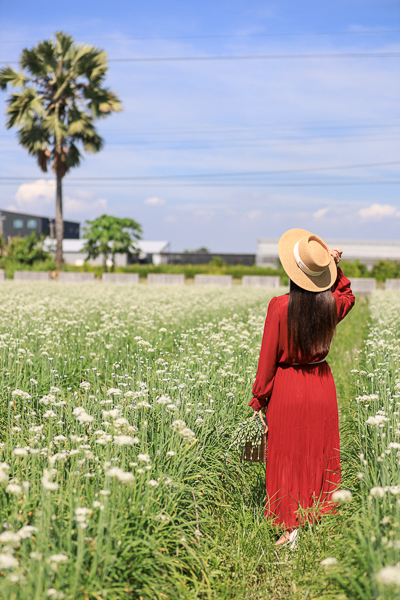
xmin=0 ymin=282 xmax=399 ymax=600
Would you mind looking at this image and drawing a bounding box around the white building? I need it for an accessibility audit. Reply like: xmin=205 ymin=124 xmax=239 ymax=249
xmin=256 ymin=239 xmax=400 ymax=270
xmin=44 ymin=239 xmax=170 ymax=267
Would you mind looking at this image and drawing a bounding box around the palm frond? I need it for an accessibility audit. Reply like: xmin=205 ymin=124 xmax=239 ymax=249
xmin=20 ymin=43 xmax=56 ymax=77
xmin=18 ymin=124 xmax=50 ymax=156
xmin=54 ymin=32 xmax=74 ymax=57
xmin=65 ymin=142 xmax=81 ymax=169
xmin=0 ymin=66 xmax=28 ymax=90
xmin=5 ymin=88 xmax=43 ymax=128
xmin=84 ymin=87 xmax=122 ymax=118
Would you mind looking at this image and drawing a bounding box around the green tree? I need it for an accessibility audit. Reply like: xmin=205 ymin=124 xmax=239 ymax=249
xmin=0 ymin=32 xmax=122 ymax=269
xmin=6 ymin=233 xmax=51 ymax=265
xmin=82 ymin=214 xmax=142 ymax=272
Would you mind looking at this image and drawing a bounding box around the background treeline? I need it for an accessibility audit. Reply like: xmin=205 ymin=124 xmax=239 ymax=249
xmin=0 ymin=233 xmax=400 ymax=281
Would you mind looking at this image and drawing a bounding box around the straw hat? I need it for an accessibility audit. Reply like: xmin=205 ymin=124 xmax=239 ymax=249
xmin=278 ymin=228 xmax=337 ymax=292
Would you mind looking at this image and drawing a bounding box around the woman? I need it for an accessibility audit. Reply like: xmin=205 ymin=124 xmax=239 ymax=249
xmin=249 ymin=229 xmax=355 ymax=547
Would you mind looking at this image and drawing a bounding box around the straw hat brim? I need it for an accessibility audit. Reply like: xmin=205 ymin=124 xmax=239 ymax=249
xmin=278 ymin=228 xmax=337 ymax=292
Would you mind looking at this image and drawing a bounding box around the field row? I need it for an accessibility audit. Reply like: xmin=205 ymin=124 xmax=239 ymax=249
xmin=0 ymin=283 xmax=278 ymax=599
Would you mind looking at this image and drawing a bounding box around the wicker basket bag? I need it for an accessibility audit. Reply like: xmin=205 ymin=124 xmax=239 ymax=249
xmin=231 ymin=412 xmax=268 ymax=464
xmin=241 ymin=431 xmax=268 ymax=463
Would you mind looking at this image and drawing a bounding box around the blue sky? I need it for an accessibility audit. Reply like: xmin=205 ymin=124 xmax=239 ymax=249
xmin=0 ymin=0 xmax=399 ymax=251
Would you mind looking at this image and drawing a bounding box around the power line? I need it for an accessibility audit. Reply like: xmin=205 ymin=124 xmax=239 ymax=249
xmin=0 ymin=160 xmax=398 ymax=182
xmin=0 ymin=29 xmax=399 ymax=44
xmin=0 ymin=180 xmax=399 ymax=188
xmin=1 ymin=51 xmax=400 ymax=66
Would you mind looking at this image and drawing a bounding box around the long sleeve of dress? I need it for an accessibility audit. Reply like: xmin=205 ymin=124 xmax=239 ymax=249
xmin=332 ymin=267 xmax=355 ymax=323
xmin=248 ymin=296 xmax=280 ymax=411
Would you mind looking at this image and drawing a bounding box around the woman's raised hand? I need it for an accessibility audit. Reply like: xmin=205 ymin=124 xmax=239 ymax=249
xmin=329 ymin=247 xmax=343 ymax=265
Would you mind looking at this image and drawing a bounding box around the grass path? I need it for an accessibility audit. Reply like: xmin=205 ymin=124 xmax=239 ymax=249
xmin=203 ymin=298 xmax=371 ymax=600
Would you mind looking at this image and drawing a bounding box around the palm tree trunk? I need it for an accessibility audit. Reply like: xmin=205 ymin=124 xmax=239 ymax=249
xmin=55 ymin=173 xmax=63 ymax=270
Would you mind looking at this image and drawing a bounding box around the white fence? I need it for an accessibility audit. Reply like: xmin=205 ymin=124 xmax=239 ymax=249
xmin=385 ymin=279 xmax=400 ymax=290
xmin=14 ymin=271 xmax=50 ymax=281
xmin=0 ymin=270 xmax=5 ymax=281
xmin=102 ymin=273 xmax=139 ymax=284
xmin=58 ymin=272 xmax=95 ymax=283
xmin=147 ymin=274 xmax=185 ymax=285
xmin=350 ymin=278 xmax=376 ymax=294
xmin=194 ymin=275 xmax=232 ymax=287
xmin=242 ymin=276 xmax=280 ymax=287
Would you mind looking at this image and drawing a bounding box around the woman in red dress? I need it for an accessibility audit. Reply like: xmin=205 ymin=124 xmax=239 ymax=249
xmin=249 ymin=229 xmax=355 ymax=547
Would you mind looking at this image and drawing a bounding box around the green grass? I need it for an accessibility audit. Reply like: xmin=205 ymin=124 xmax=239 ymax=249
xmin=0 ymin=284 xmax=384 ymax=600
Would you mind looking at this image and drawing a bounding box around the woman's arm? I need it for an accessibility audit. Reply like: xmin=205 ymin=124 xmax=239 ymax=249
xmin=248 ymin=296 xmax=280 ymax=412
xmin=329 ymin=248 xmax=355 ymax=322
xmin=332 ymin=266 xmax=355 ymax=322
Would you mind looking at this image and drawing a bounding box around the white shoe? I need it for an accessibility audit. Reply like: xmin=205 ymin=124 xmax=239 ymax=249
xmin=279 ymin=528 xmax=299 ymax=549
xmin=288 ymin=528 xmax=298 ymax=550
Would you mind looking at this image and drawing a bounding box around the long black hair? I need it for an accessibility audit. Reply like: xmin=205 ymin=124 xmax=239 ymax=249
xmin=287 ymin=279 xmax=337 ymax=356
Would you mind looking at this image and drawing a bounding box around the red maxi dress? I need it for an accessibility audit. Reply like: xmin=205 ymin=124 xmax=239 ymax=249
xmin=249 ymin=267 xmax=355 ymax=529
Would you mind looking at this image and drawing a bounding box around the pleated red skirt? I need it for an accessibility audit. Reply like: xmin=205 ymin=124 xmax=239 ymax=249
xmin=265 ymin=362 xmax=341 ymax=529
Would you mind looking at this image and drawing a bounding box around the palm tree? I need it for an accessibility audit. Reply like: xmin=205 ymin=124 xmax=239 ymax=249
xmin=0 ymin=31 xmax=122 ymax=269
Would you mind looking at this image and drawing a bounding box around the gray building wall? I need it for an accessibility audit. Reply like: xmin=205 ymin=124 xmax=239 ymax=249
xmin=0 ymin=210 xmax=79 ymax=240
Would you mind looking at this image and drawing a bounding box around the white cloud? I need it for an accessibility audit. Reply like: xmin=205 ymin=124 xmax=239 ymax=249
xmin=12 ymin=178 xmax=107 ymax=220
xmin=164 ymin=215 xmax=176 ymax=223
xmin=313 ymin=208 xmax=329 ymax=219
xmin=359 ymin=203 xmax=400 ymax=220
xmin=64 ymin=196 xmax=107 ymax=216
xmin=144 ymin=197 xmax=166 ymax=206
xmin=14 ymin=179 xmax=55 ymax=211
xmin=247 ymin=210 xmax=262 ymax=220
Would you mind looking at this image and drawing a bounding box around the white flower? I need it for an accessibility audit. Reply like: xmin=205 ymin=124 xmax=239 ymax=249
xmin=6 ymin=483 xmax=22 ymax=495
xmin=113 ymin=435 xmax=139 ymax=446
xmin=320 ymin=557 xmax=338 ymax=567
xmin=370 ymin=487 xmax=385 ymax=498
xmin=113 ymin=417 xmax=129 ymax=428
xmin=99 ymin=489 xmax=111 ymax=496
xmin=136 ymin=401 xmax=152 ymax=409
xmin=18 ymin=525 xmax=38 ymax=539
xmin=375 ymin=565 xmax=400 ymax=586
xmin=92 ymin=501 xmax=103 ymax=508
xmin=0 ymin=531 xmax=21 ymax=544
xmin=46 ymin=589 xmax=66 ymax=599
xmin=43 ymin=410 xmax=57 ymax=419
xmin=178 ymin=427 xmax=196 ymax=442
xmin=76 ymin=412 xmax=94 ymax=424
xmin=366 ymin=415 xmax=389 ymax=427
xmin=30 ymin=378 xmax=38 ymax=385
xmin=331 ymin=490 xmax=353 ymax=503
xmin=102 ymin=409 xmax=121 ymax=419
xmin=105 ymin=467 xmax=134 ymax=483
xmin=72 ymin=407 xmax=86 ymax=416
xmin=12 ymin=448 xmax=29 ymax=457
xmin=50 ymin=387 xmax=61 ymax=393
xmin=106 ymin=388 xmax=122 ymax=396
xmin=80 ymin=382 xmax=91 ymax=390
xmin=171 ymin=419 xmax=186 ymax=432
xmin=166 ymin=451 xmax=176 ymax=457
xmin=388 ymin=442 xmax=400 ymax=450
xmin=147 ymin=479 xmax=159 ymax=487
xmin=49 ymin=553 xmax=68 ymax=564
xmin=41 ymin=470 xmax=59 ymax=491
xmin=156 ymin=396 xmax=171 ymax=405
xmin=137 ymin=453 xmax=151 ymax=463
xmin=29 ymin=551 xmax=43 ymax=560
xmin=12 ymin=389 xmax=31 ymax=400
xmin=388 ymin=486 xmax=400 ymax=495
xmin=0 ymin=553 xmax=19 ymax=569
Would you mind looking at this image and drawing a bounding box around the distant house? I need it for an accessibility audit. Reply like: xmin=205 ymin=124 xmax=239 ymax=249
xmin=45 ymin=239 xmax=170 ymax=266
xmin=0 ymin=209 xmax=79 ymax=240
xmin=256 ymin=238 xmax=400 ymax=270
